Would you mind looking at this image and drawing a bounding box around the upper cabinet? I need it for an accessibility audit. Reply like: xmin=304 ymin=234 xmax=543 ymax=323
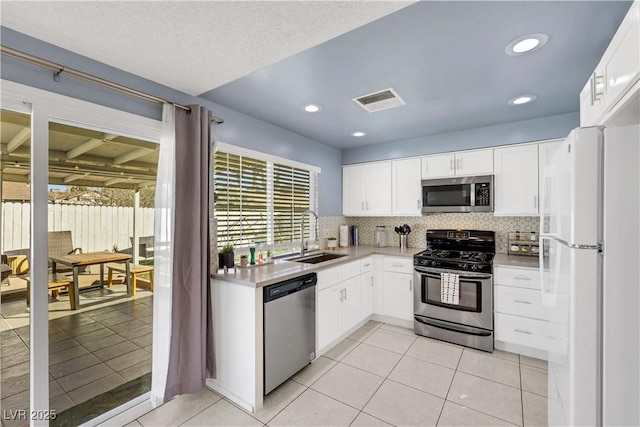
xmin=421 ymin=149 xmax=493 ymax=179
xmin=538 ymin=139 xmax=563 ymax=216
xmin=580 ymin=1 xmax=639 ymax=126
xmin=392 ymin=158 xmax=422 ymax=216
xmin=342 ymin=162 xmax=392 ymax=216
xmin=494 ymin=145 xmax=539 ymax=216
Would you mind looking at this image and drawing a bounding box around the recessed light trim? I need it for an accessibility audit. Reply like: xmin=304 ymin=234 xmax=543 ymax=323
xmin=302 ymin=104 xmax=321 ymax=113
xmin=508 ymin=95 xmax=537 ymax=105
xmin=505 ymin=33 xmax=548 ymax=56
xmin=351 ymin=131 xmax=367 ymax=137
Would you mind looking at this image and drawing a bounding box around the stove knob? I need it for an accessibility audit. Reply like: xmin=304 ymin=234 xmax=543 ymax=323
xmin=462 ymin=263 xmax=469 ymax=270
xmin=471 ymin=264 xmax=478 ymax=271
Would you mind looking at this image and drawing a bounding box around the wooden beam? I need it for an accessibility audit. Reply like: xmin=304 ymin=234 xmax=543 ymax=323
xmin=105 ymin=177 xmax=128 ymax=186
xmin=66 ymin=134 xmax=118 ymax=159
xmin=7 ymin=128 xmax=31 ymax=153
xmin=113 ymin=147 xmax=156 ymax=165
xmin=63 ymin=173 xmax=90 ymax=184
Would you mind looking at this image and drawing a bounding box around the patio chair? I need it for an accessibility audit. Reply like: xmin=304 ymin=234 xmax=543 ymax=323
xmin=130 ymin=236 xmax=154 ymax=260
xmin=48 ymin=231 xmax=84 ymax=273
xmin=1 ymin=257 xmax=11 ymax=283
xmin=1 ymin=248 xmax=30 ymax=275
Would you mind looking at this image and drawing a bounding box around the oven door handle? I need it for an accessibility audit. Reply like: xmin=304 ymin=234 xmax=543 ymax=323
xmin=415 ymin=316 xmax=492 ymax=337
xmin=414 ymin=266 xmax=492 ymax=280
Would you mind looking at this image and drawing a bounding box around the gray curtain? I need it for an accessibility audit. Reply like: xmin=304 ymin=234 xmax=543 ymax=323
xmin=164 ymin=105 xmax=215 ymax=401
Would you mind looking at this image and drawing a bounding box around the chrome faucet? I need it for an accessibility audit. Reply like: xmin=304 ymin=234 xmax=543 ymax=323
xmin=299 ymin=209 xmax=318 ymax=256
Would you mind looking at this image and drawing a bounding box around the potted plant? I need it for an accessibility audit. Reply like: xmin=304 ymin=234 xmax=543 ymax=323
xmin=327 ymin=237 xmax=338 ymax=249
xmin=218 ymin=244 xmax=235 ymax=269
xmin=240 ymin=254 xmax=249 ymax=267
xmin=266 ymin=249 xmax=273 ymax=263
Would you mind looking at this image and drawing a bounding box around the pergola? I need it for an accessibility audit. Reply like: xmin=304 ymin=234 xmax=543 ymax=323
xmin=0 ymin=109 xmax=158 ymax=261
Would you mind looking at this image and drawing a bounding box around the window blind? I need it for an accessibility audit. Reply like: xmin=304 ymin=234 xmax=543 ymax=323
xmin=213 ymin=149 xmax=316 ymax=250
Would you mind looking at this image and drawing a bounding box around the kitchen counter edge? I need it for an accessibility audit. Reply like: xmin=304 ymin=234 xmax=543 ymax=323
xmin=211 ymin=246 xmax=422 ymax=288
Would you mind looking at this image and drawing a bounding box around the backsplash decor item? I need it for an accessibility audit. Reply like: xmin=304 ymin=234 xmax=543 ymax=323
xmin=327 ymin=237 xmax=338 ymax=248
xmin=339 ymin=225 xmax=349 ymax=247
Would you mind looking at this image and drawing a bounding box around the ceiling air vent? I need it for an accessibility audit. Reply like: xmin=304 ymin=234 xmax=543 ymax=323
xmin=353 ymin=87 xmax=406 ymax=113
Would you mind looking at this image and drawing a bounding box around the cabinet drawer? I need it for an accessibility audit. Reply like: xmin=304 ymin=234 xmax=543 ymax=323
xmin=340 ymin=260 xmax=361 ymax=282
xmin=317 ymin=267 xmax=340 ymax=291
xmin=360 ymin=257 xmax=372 ymax=273
xmin=494 ymin=266 xmax=540 ymax=290
xmin=495 ymin=285 xmax=545 ymax=321
xmin=383 ymin=257 xmax=413 ymax=273
xmin=495 ymin=313 xmax=547 ymax=351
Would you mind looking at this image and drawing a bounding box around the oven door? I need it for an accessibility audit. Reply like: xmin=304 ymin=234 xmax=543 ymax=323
xmin=413 ymin=266 xmax=493 ymax=330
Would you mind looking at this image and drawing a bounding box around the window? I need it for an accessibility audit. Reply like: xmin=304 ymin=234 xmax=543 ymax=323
xmin=214 ymin=143 xmax=319 ymax=254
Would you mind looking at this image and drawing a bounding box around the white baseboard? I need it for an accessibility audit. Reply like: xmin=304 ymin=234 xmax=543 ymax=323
xmin=205 ymin=379 xmax=254 ymax=413
xmin=495 ymin=340 xmax=548 ymax=360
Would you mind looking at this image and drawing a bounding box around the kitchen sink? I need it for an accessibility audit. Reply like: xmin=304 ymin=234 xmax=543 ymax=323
xmin=288 ymin=252 xmax=348 ymax=264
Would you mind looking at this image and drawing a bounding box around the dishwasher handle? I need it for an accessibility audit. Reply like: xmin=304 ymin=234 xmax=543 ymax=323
xmin=264 ymin=273 xmax=317 ymax=302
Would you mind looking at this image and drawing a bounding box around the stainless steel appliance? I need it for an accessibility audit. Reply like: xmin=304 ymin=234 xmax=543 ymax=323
xmin=422 ymin=175 xmax=493 ymax=213
xmin=413 ymin=230 xmax=495 ymax=352
xmin=263 ymin=273 xmax=316 ymax=394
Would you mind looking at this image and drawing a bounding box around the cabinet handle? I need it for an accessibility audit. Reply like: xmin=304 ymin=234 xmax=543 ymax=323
xmin=514 ymin=329 xmax=533 ymax=335
xmin=366 ymin=201 xmax=369 ymax=211
xmin=513 ymin=275 xmax=532 ymax=281
xmin=340 ymin=289 xmax=345 ymax=302
xmin=344 ymin=288 xmax=348 ymax=301
xmin=450 ymin=159 xmax=454 ymax=171
xmin=417 ymin=199 xmax=421 ymax=209
xmin=513 ymin=300 xmax=532 ymax=305
xmin=533 ymin=195 xmax=538 ymax=209
xmin=363 ymin=263 xmax=371 ymax=267
xmin=370 ymin=277 xmax=374 ymax=286
xmin=590 ymin=72 xmax=605 ymax=106
xmin=409 ymin=279 xmax=413 ymax=291
xmin=362 ymin=202 xmax=365 ymax=211
xmin=392 ymin=263 xmax=403 ymax=267
xmin=457 ymin=158 xmax=462 ymax=170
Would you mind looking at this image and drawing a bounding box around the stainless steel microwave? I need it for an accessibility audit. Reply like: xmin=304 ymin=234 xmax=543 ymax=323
xmin=422 ymin=175 xmax=494 ymax=213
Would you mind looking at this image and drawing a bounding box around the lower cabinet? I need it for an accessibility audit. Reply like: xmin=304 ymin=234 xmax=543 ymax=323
xmin=382 ymin=257 xmax=414 ymax=322
xmin=494 ymin=265 xmax=547 ymax=358
xmin=360 ymin=272 xmax=374 ymax=319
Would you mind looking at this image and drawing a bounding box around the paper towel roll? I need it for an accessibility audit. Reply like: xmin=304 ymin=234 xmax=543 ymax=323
xmin=339 ymin=225 xmax=349 ymax=247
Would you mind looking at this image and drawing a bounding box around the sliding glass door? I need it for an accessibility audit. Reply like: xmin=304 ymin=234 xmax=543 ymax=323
xmin=1 ymin=81 xmax=165 ymax=426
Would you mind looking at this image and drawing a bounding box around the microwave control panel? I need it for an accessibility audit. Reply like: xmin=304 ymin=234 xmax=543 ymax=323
xmin=475 ymin=183 xmax=491 ymax=206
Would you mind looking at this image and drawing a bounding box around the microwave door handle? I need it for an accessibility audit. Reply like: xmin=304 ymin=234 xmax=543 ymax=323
xmin=470 ymin=183 xmax=476 ymax=207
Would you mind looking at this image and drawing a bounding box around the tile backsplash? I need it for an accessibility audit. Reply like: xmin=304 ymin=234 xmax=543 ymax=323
xmin=319 ymin=214 xmax=539 ymax=254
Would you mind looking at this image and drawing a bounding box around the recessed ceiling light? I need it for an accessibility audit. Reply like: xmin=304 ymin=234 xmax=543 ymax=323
xmin=505 ymin=33 xmax=548 ymax=56
xmin=508 ymin=95 xmax=537 ymax=105
xmin=351 ymin=131 xmax=367 ymax=137
xmin=302 ymin=104 xmax=321 ymax=113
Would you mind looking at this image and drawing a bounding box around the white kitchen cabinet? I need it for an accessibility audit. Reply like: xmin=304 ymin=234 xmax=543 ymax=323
xmin=392 ymin=158 xmax=422 ymax=216
xmin=421 ymin=153 xmax=455 ymax=178
xmin=342 ymin=162 xmax=392 ymax=216
xmin=360 ymin=272 xmax=374 ymax=319
xmin=421 ymin=149 xmax=493 ymax=179
xmin=494 ymin=265 xmax=547 ymax=359
xmin=341 ymin=277 xmax=361 ymax=333
xmin=317 ymin=285 xmax=342 ymax=350
xmin=580 ymin=1 xmax=639 ymax=126
xmin=494 ymin=144 xmax=539 ymax=215
xmin=382 ymin=257 xmax=414 ymax=322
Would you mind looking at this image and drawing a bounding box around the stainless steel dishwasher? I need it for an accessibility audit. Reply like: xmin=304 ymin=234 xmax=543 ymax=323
xmin=263 ymin=273 xmax=316 ymax=394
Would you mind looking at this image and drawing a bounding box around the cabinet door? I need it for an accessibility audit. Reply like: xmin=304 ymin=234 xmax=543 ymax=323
xmin=421 ymin=153 xmax=455 ymax=178
xmin=383 ymin=272 xmax=414 ymax=321
xmin=341 ymin=277 xmax=361 ymax=333
xmin=317 ymin=286 xmax=341 ymax=350
xmin=392 ymin=158 xmax=422 ymax=215
xmin=455 ymin=149 xmax=493 ymax=176
xmin=365 ymin=162 xmax=392 ymax=215
xmin=604 ymin=2 xmax=639 ymax=111
xmin=494 ymin=145 xmax=539 ymax=215
xmin=342 ymin=166 xmax=365 ymax=216
xmin=360 ymin=272 xmax=374 ymax=319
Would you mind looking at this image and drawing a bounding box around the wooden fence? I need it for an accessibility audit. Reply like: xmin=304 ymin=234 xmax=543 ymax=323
xmin=1 ymin=202 xmax=154 ymax=253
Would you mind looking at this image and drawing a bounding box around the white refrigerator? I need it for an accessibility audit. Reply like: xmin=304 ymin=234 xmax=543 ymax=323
xmin=540 ymin=125 xmax=639 ymax=427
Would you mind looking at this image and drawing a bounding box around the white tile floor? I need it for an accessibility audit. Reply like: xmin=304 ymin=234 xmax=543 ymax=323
xmin=134 ymin=321 xmax=548 ymax=427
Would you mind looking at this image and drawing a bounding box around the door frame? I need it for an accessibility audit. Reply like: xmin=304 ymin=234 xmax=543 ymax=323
xmin=1 ymin=79 xmax=168 ymax=426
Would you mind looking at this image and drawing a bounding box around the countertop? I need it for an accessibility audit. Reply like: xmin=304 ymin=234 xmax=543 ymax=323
xmin=211 ymin=245 xmax=422 ymax=288
xmin=493 ymin=253 xmax=539 ymax=269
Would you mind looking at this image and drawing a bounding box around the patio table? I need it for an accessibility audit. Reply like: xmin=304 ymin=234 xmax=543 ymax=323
xmin=49 ymin=252 xmax=132 ymax=309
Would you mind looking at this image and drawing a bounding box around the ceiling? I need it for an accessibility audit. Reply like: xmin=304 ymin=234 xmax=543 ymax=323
xmin=202 ymin=1 xmax=633 ymax=148
xmin=1 ymin=109 xmax=158 ymax=190
xmin=0 ymin=1 xmax=413 ymax=96
xmin=0 ymin=1 xmax=632 ymax=151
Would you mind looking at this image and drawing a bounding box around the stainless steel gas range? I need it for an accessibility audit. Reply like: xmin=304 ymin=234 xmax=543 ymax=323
xmin=413 ymin=230 xmax=495 ymax=352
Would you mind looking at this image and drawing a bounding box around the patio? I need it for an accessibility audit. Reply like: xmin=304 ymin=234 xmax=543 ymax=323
xmin=1 ymin=281 xmax=153 ymax=427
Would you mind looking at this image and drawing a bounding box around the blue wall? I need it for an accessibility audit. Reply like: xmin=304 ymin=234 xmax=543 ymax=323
xmin=342 ymin=112 xmax=579 ymax=164
xmin=0 ymin=27 xmax=344 ymax=216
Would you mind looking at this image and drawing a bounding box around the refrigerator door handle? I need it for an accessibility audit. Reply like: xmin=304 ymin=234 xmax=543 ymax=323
xmin=540 ymin=235 xmax=557 ymax=308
